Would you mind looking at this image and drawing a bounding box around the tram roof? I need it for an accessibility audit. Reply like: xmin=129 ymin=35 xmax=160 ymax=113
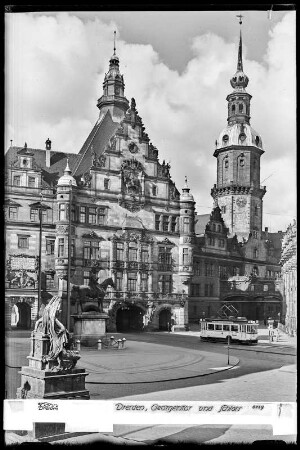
xmin=202 ymin=317 xmax=257 ymax=324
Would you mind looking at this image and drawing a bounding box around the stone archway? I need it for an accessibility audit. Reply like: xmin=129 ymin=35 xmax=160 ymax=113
xmin=15 ymin=302 xmax=31 ymax=329
xmin=152 ymin=304 xmax=173 ymax=331
xmin=115 ymin=303 xmax=146 ymax=332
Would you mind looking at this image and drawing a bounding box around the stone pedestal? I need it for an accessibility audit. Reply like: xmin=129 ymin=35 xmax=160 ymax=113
xmin=72 ymin=312 xmax=109 ymax=346
xmin=16 ymin=331 xmax=89 ymax=400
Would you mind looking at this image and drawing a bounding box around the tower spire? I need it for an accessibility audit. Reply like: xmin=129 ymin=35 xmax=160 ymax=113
xmin=113 ymin=30 xmax=116 ymax=56
xmin=236 ymin=14 xmax=244 ymax=72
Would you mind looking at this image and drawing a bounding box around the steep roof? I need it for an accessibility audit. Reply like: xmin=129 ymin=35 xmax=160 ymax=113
xmin=72 ymin=110 xmax=120 ymax=177
xmin=195 ymin=214 xmax=210 ymax=236
xmin=5 ymin=146 xmax=78 ymax=187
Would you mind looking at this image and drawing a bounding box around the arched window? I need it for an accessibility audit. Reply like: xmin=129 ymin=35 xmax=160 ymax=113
xmin=255 ymin=136 xmax=260 ymax=146
xmin=231 ymin=104 xmax=235 ymax=113
xmin=223 ymin=135 xmax=229 ymax=144
xmin=253 ymin=248 xmax=258 ymax=258
xmin=239 ymin=103 xmax=243 ymax=112
xmin=224 ymin=159 xmax=229 ymax=169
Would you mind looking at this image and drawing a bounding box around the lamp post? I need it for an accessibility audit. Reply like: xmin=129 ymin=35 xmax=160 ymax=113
xmin=227 ymin=335 xmax=230 ymax=365
xmin=30 ymin=196 xmax=51 ymax=313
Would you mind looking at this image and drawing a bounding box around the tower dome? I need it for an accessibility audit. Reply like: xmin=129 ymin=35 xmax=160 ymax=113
xmin=216 ymin=123 xmax=263 ymax=150
xmin=180 ymin=176 xmax=194 ymax=201
xmin=57 ymin=159 xmax=77 ymax=187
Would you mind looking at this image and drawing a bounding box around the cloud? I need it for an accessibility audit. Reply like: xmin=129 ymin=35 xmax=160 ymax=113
xmin=5 ymin=11 xmax=296 ymax=232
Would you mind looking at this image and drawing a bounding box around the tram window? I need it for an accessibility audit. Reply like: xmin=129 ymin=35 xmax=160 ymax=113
xmin=231 ymin=325 xmax=238 ymax=332
xmin=247 ymin=325 xmax=257 ymax=334
xmin=223 ymin=324 xmax=230 ymax=331
xmin=215 ymin=324 xmax=222 ymax=330
xmin=208 ymin=324 xmax=215 ymax=330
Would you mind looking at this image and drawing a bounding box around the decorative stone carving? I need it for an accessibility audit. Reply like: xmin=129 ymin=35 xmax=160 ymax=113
xmin=81 ymin=230 xmax=105 ymax=240
xmin=236 ymin=197 xmax=247 ymax=208
xmin=158 ymin=237 xmax=175 ymax=246
xmin=128 ymin=141 xmax=139 ymax=154
xmin=56 ymin=225 xmax=69 ymax=235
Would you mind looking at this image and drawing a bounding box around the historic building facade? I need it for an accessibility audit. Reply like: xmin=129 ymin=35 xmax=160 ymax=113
xmin=188 ymin=31 xmax=283 ymax=322
xmin=280 ymin=220 xmax=297 ymax=335
xmin=5 ymin=30 xmax=284 ymax=330
xmin=5 ymin=49 xmax=190 ymax=332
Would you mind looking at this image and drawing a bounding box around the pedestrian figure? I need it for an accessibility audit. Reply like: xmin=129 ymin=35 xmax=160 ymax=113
xmin=167 ymin=322 xmax=171 ymax=332
xmin=275 ymin=328 xmax=280 ymax=342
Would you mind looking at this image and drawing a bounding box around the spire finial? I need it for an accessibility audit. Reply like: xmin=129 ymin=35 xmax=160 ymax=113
xmin=65 ymin=157 xmax=71 ymax=174
xmin=236 ymin=14 xmax=244 ymax=72
xmin=113 ymin=30 xmax=116 ymax=56
xmin=184 ymin=176 xmax=188 ymax=187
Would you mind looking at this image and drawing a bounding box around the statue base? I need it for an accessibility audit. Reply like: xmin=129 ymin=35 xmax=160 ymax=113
xmin=72 ymin=312 xmax=109 ymax=347
xmin=16 ymin=331 xmax=89 ymax=400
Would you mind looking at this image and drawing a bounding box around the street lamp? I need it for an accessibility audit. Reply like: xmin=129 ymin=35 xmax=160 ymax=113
xmin=30 ymin=196 xmax=51 ymax=313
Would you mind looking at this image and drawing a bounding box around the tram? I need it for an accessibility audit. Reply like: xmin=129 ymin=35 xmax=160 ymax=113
xmin=199 ymin=317 xmax=258 ymax=344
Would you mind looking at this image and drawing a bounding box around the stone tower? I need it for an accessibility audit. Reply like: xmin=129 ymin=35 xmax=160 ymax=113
xmin=97 ymin=34 xmax=130 ymax=122
xmin=179 ymin=177 xmax=195 ymax=284
xmin=211 ymin=28 xmax=266 ymax=242
xmin=55 ymin=160 xmax=77 ymax=327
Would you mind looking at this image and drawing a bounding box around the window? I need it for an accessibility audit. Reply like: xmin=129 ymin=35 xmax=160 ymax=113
xmin=42 ymin=208 xmax=49 ymax=223
xmin=253 ymin=248 xmax=258 ymax=259
xmin=239 ymin=103 xmax=243 ymax=112
xmin=30 ymin=208 xmax=38 ymax=221
xmin=152 ymin=185 xmax=157 ymax=196
xmin=127 ymin=272 xmax=137 ymax=292
xmin=224 ymin=159 xmax=229 ymax=168
xmin=233 ymin=266 xmax=239 ymax=276
xmin=158 ymin=274 xmax=172 ymax=294
xmin=171 ymin=216 xmax=177 ymax=232
xmin=141 ymin=273 xmax=148 ymax=292
xmin=231 ymin=325 xmax=239 ymax=332
xmin=231 ymin=104 xmax=236 ymax=113
xmin=254 ymin=206 xmax=258 ymax=216
xmin=18 ymin=236 xmax=29 ymax=248
xmin=219 ymin=266 xmax=227 ymax=279
xmin=205 ymin=263 xmax=213 ymax=277
xmin=252 ymin=266 xmax=259 ymax=276
xmin=98 ymin=207 xmax=106 ymax=225
xmin=183 ymin=217 xmax=189 ymax=233
xmin=194 ymin=261 xmax=201 ymax=275
xmin=183 ymin=248 xmax=189 ymax=265
xmin=79 ymin=206 xmax=86 ymax=223
xmin=210 ymin=284 xmax=214 ymax=296
xmin=217 ymin=224 xmax=222 ymax=232
xmin=28 ymin=177 xmax=36 ymax=188
xmin=239 ymin=158 xmax=245 ymax=167
xmin=129 ymin=245 xmax=137 ymax=261
xmin=253 ymin=229 xmax=258 ymax=238
xmin=59 ymin=204 xmax=66 ymax=221
xmin=83 ymin=271 xmax=90 ymax=286
xmin=116 ymin=271 xmax=123 ymax=290
xmin=46 ymin=239 xmax=55 ymax=255
xmin=46 ymin=274 xmax=55 ymax=289
xmin=221 ymin=205 xmax=226 ymax=214
xmin=8 ymin=206 xmax=18 ymax=220
xmin=104 ymin=178 xmax=110 ymax=190
xmin=191 ymin=283 xmax=200 ymax=297
xmin=208 ymin=323 xmax=214 ymax=330
xmin=208 ymin=237 xmax=215 ymax=246
xmin=223 ymin=324 xmax=230 ymax=331
xmin=219 ymin=239 xmax=225 ymax=247
xmin=116 ymin=243 xmax=124 ymax=260
xmin=141 ymin=246 xmax=149 ymax=262
xmin=212 ymin=223 xmax=216 ymax=231
xmin=13 ymin=176 xmax=21 ymax=186
xmin=158 ymin=246 xmax=172 ymax=265
xmin=84 ymin=241 xmax=100 ymax=260
xmin=204 ymin=284 xmax=209 ymax=296
xmin=58 ymin=238 xmax=64 ymax=257
xmin=88 ymin=207 xmax=97 ymax=224
xmin=155 ymin=215 xmax=160 ymax=231
xmin=162 ymin=216 xmax=169 ymax=232
xmin=215 ymin=324 xmax=222 ymax=330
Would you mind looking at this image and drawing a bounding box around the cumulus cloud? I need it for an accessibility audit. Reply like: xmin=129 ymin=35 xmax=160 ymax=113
xmin=5 ymin=11 xmax=296 ymax=232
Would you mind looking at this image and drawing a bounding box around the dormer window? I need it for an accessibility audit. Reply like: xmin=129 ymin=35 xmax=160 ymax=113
xmin=255 ymin=136 xmax=260 ymax=146
xmin=13 ymin=175 xmax=21 ymax=186
xmin=22 ymin=159 xmax=28 ymax=167
xmin=223 ymin=135 xmax=229 ymax=144
xmin=28 ymin=176 xmax=36 ymax=188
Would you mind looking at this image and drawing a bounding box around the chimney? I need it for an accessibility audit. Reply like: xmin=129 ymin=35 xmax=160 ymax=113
xmin=45 ymin=138 xmax=51 ymax=168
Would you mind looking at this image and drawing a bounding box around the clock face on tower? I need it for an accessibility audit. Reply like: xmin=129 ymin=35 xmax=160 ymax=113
xmin=236 ymin=197 xmax=247 ymax=208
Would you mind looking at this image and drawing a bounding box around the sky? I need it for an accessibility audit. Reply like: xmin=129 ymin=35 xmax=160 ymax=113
xmin=5 ymin=9 xmax=296 ymax=233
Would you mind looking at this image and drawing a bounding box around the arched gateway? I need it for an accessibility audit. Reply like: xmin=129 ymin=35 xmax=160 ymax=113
xmin=116 ymin=304 xmax=145 ymax=332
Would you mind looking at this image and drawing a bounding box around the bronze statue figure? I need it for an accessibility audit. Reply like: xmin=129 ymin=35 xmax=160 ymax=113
xmin=70 ymin=273 xmax=115 ymax=314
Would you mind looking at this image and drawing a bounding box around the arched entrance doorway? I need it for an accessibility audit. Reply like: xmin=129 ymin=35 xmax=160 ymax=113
xmin=15 ymin=302 xmax=31 ymax=329
xmin=116 ymin=304 xmax=144 ymax=332
xmin=159 ymin=308 xmax=171 ymax=331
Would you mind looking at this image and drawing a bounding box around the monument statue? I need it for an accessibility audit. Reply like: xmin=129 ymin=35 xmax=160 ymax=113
xmin=34 ymin=296 xmax=80 ymax=371
xmin=70 ymin=273 xmax=115 ymax=314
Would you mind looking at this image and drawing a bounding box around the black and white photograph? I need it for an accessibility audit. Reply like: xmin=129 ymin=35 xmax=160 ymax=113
xmin=4 ymin=5 xmax=296 ymax=446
